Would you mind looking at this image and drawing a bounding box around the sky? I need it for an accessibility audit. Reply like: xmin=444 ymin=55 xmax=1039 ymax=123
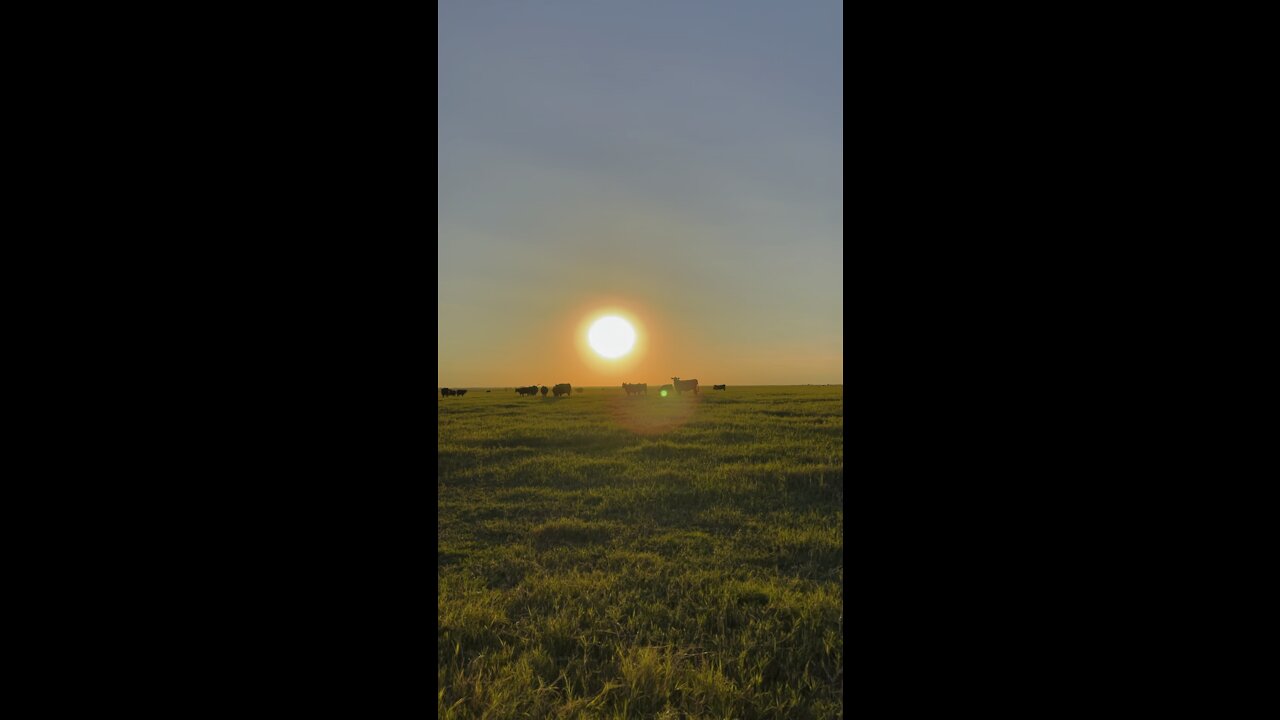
xmin=439 ymin=0 xmax=842 ymax=387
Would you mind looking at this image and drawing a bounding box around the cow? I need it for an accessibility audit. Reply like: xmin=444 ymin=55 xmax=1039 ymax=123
xmin=553 ymin=383 xmax=572 ymax=398
xmin=713 ymin=384 xmax=726 ymax=391
xmin=516 ymin=386 xmax=538 ymax=396
xmin=622 ymin=382 xmax=648 ymax=396
xmin=671 ymin=377 xmax=699 ymax=395
xmin=441 ymin=388 xmax=454 ymax=397
xmin=456 ymin=389 xmax=467 ymax=396
xmin=540 ymin=386 xmax=549 ymax=397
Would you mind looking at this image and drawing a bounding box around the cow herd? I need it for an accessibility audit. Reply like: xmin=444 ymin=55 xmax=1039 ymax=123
xmin=442 ymin=378 xmax=727 ymax=398
xmin=511 ymin=384 xmax=573 ymax=397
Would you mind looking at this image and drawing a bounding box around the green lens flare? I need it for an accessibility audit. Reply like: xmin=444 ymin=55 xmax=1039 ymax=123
xmin=660 ymin=389 xmax=668 ymax=397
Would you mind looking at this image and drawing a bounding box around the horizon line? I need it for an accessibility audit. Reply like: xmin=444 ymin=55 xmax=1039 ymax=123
xmin=437 ymin=383 xmax=844 ymax=388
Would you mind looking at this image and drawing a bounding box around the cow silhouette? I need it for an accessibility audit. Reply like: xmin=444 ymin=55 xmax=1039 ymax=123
xmin=671 ymin=377 xmax=699 ymax=395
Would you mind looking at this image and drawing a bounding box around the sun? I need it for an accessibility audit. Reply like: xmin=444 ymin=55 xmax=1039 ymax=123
xmin=588 ymin=316 xmax=636 ymax=359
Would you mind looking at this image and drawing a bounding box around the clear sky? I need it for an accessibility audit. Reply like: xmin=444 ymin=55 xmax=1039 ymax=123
xmin=439 ymin=1 xmax=842 ymax=387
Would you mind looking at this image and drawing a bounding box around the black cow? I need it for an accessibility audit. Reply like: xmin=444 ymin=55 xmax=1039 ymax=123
xmin=713 ymin=384 xmax=726 ymax=391
xmin=516 ymin=386 xmax=538 ymax=396
xmin=622 ymin=382 xmax=648 ymax=396
xmin=553 ymin=383 xmax=572 ymax=398
xmin=441 ymin=388 xmax=454 ymax=397
xmin=456 ymin=389 xmax=467 ymax=396
xmin=540 ymin=386 xmax=549 ymax=397
xmin=671 ymin=377 xmax=699 ymax=395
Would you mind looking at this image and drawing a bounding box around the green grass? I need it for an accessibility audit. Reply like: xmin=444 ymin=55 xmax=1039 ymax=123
xmin=439 ymin=385 xmax=843 ymax=719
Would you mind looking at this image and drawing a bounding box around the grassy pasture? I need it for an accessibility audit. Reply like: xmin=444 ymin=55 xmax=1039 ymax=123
xmin=438 ymin=385 xmax=843 ymax=719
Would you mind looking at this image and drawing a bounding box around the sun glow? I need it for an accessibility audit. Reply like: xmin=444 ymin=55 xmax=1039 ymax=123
xmin=574 ymin=305 xmax=646 ymax=375
xmin=588 ymin=316 xmax=636 ymax=359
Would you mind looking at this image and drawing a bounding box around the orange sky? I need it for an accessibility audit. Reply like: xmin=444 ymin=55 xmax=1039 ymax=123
xmin=438 ymin=291 xmax=842 ymax=388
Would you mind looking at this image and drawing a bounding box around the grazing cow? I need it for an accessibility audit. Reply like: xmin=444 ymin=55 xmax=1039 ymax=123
xmin=441 ymin=388 xmax=454 ymax=397
xmin=457 ymin=389 xmax=467 ymax=396
xmin=671 ymin=377 xmax=699 ymax=395
xmin=622 ymin=382 xmax=648 ymax=396
xmin=713 ymin=384 xmax=726 ymax=391
xmin=553 ymin=383 xmax=572 ymax=398
xmin=516 ymin=386 xmax=538 ymax=396
xmin=659 ymin=384 xmax=673 ymax=395
xmin=540 ymin=386 xmax=549 ymax=397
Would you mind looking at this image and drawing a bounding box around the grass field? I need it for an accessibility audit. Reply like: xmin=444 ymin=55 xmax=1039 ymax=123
xmin=438 ymin=385 xmax=843 ymax=719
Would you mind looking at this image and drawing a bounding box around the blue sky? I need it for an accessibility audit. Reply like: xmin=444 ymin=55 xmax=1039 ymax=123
xmin=439 ymin=1 xmax=842 ymax=386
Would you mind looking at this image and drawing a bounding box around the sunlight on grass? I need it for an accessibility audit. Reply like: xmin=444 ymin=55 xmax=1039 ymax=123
xmin=438 ymin=385 xmax=843 ymax=718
